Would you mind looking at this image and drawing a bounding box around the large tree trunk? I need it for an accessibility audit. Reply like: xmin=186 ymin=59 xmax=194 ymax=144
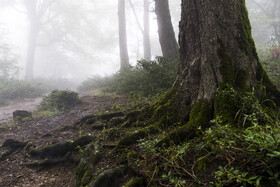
xmin=24 ymin=0 xmax=40 ymax=80
xmin=154 ymin=0 xmax=280 ymax=125
xmin=177 ymin=0 xmax=260 ymax=105
xmin=154 ymin=0 xmax=178 ymax=60
xmin=118 ymin=0 xmax=130 ymax=71
xmin=143 ymin=0 xmax=151 ymax=60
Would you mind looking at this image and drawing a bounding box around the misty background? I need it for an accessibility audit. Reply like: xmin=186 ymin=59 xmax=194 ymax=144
xmin=0 ymin=0 xmax=278 ymax=87
xmin=0 ymin=0 xmax=180 ymax=82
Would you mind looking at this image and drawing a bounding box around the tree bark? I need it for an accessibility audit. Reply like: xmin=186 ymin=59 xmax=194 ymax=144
xmin=155 ymin=0 xmax=280 ymax=124
xmin=24 ymin=0 xmax=40 ymax=80
xmin=154 ymin=0 xmax=178 ymax=60
xmin=143 ymin=0 xmax=151 ymax=60
xmin=118 ymin=0 xmax=130 ymax=71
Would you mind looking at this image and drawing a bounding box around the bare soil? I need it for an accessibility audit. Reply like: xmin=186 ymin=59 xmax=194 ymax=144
xmin=0 ymin=94 xmax=130 ymax=187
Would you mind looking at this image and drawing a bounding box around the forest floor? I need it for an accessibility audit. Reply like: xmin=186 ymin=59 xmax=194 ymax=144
xmin=0 ymin=92 xmax=132 ymax=187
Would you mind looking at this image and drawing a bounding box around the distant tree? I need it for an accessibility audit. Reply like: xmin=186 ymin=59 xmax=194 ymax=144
xmin=1 ymin=0 xmax=64 ymax=80
xmin=128 ymin=0 xmax=151 ymax=60
xmin=0 ymin=0 xmax=87 ymax=80
xmin=24 ymin=0 xmax=42 ymax=80
xmin=154 ymin=0 xmax=178 ymax=60
xmin=118 ymin=0 xmax=130 ymax=71
xmin=143 ymin=0 xmax=151 ymax=60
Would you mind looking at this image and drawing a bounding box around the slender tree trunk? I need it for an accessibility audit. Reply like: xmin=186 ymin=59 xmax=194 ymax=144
xmin=24 ymin=0 xmax=40 ymax=80
xmin=25 ymin=19 xmax=39 ymax=80
xmin=272 ymin=0 xmax=280 ymax=44
xmin=143 ymin=0 xmax=151 ymax=60
xmin=118 ymin=0 xmax=130 ymax=71
xmin=154 ymin=0 xmax=178 ymax=60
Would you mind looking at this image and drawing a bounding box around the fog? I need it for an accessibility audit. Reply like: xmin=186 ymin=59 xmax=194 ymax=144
xmin=0 ymin=0 xmax=278 ymax=85
xmin=0 ymin=0 xmax=180 ymax=83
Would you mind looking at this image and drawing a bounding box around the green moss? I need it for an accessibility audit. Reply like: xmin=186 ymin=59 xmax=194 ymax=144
xmin=123 ymin=177 xmax=146 ymax=187
xmin=125 ymin=110 xmax=141 ymax=122
xmin=217 ymin=40 xmax=250 ymax=91
xmin=89 ymin=153 xmax=101 ymax=165
xmin=156 ymin=100 xmax=212 ymax=147
xmin=214 ymin=85 xmax=239 ymax=124
xmin=197 ymin=157 xmax=212 ymax=171
xmin=138 ymin=105 xmax=155 ymax=121
xmin=75 ymin=153 xmax=102 ymax=187
xmin=156 ymin=127 xmax=195 ymax=147
xmin=151 ymin=89 xmax=177 ymax=124
xmin=115 ymin=97 xmax=208 ymax=149
xmin=75 ymin=160 xmax=89 ymax=187
xmin=151 ymin=85 xmax=189 ymax=126
xmin=237 ymin=0 xmax=257 ymax=57
xmin=256 ymin=63 xmax=280 ymax=105
xmin=186 ymin=100 xmax=212 ymax=129
xmin=89 ymin=167 xmax=130 ymax=187
xmin=81 ymin=169 xmax=92 ymax=186
xmin=114 ymin=130 xmax=147 ymax=150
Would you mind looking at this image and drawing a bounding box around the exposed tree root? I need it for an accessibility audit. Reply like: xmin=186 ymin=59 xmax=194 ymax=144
xmin=56 ymin=125 xmax=76 ymax=132
xmin=89 ymin=166 xmax=133 ymax=187
xmin=29 ymin=135 xmax=94 ymax=159
xmin=24 ymin=152 xmax=80 ymax=167
xmin=74 ymin=112 xmax=125 ymax=126
xmin=0 ymin=139 xmax=27 ymax=161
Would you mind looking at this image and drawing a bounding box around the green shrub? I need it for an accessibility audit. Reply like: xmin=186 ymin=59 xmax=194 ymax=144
xmin=39 ymin=90 xmax=81 ymax=112
xmin=78 ymin=57 xmax=179 ymax=97
xmin=0 ymin=79 xmax=45 ymax=106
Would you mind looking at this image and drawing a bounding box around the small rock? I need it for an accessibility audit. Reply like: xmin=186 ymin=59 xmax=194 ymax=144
xmin=13 ymin=110 xmax=32 ymax=121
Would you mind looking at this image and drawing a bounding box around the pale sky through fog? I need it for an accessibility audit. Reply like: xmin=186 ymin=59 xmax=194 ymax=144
xmin=0 ymin=0 xmax=180 ymax=81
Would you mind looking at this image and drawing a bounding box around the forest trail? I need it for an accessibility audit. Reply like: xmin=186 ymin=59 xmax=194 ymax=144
xmin=0 ymin=97 xmax=43 ymax=124
xmin=0 ymin=93 xmax=130 ymax=187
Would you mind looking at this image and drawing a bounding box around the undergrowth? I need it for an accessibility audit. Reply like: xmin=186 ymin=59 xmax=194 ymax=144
xmin=0 ymin=79 xmax=45 ymax=106
xmin=0 ymin=43 xmax=46 ymax=106
xmin=120 ymin=85 xmax=280 ymax=186
xmin=78 ymin=57 xmax=179 ymax=98
xmin=38 ymin=90 xmax=81 ymax=113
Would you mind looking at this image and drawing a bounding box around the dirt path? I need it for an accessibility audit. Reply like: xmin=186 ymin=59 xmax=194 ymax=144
xmin=0 ymin=94 xmax=130 ymax=187
xmin=0 ymin=97 xmax=43 ymax=124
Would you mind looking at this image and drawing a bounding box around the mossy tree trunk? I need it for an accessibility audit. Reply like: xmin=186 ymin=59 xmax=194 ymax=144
xmin=156 ymin=0 xmax=280 ymax=124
